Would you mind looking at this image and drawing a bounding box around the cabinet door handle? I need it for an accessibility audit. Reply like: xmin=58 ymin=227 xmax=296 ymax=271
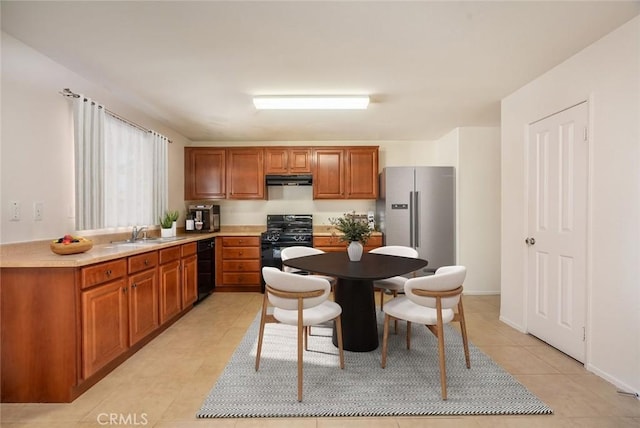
xmin=132 ymin=283 xmax=137 ymax=289
xmin=122 ymin=287 xmax=128 ymax=293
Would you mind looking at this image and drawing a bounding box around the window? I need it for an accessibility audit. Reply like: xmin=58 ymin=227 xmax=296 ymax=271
xmin=72 ymin=94 xmax=167 ymax=231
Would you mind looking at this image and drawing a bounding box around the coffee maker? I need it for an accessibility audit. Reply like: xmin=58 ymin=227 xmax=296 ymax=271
xmin=186 ymin=204 xmax=220 ymax=232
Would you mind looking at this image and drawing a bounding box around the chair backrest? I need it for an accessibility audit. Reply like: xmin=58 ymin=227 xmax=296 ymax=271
xmin=369 ymin=245 xmax=419 ymax=258
xmin=281 ymin=246 xmax=325 ymax=273
xmin=404 ymin=266 xmax=467 ymax=309
xmin=262 ymin=267 xmax=331 ymax=310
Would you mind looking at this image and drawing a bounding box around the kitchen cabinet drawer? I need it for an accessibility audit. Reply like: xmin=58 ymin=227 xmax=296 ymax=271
xmin=128 ymin=251 xmax=158 ymax=274
xmin=222 ymin=260 xmax=260 ymax=272
xmin=181 ymin=242 xmax=197 ymax=257
xmin=81 ymin=259 xmax=127 ymax=289
xmin=222 ymin=236 xmax=259 ymax=247
xmin=222 ymin=247 xmax=260 ymax=259
xmin=222 ymin=272 xmax=261 ymax=285
xmin=314 ymin=235 xmax=383 ymax=253
xmin=314 ymin=236 xmax=343 ymax=248
xmin=159 ymin=246 xmax=181 ymax=264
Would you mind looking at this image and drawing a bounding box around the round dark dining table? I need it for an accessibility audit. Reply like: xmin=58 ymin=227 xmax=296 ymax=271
xmin=282 ymin=251 xmax=428 ymax=352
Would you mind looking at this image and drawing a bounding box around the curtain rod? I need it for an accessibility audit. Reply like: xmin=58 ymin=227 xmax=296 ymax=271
xmin=60 ymin=88 xmax=172 ymax=143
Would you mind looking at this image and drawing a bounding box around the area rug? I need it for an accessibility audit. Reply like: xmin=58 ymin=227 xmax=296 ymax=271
xmin=197 ymin=311 xmax=553 ymax=418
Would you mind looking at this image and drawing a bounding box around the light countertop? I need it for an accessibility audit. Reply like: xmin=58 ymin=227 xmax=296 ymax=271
xmin=0 ymin=226 xmax=381 ymax=268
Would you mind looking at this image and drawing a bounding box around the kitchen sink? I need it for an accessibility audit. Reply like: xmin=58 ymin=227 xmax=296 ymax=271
xmin=107 ymin=236 xmax=187 ymax=248
xmin=110 ymin=238 xmax=161 ymax=245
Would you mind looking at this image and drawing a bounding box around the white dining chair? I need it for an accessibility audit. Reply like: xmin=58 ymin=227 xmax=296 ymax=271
xmin=281 ymin=246 xmax=337 ymax=287
xmin=257 ymin=267 xmax=345 ymax=402
xmin=380 ymin=265 xmax=470 ymax=400
xmin=369 ymin=246 xmax=419 ymax=310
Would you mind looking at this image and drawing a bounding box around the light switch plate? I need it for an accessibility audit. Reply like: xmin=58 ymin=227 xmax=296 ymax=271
xmin=34 ymin=202 xmax=44 ymax=221
xmin=9 ymin=201 xmax=20 ymax=221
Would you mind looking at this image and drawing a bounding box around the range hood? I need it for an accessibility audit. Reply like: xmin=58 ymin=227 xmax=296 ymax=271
xmin=265 ymin=174 xmax=313 ymax=186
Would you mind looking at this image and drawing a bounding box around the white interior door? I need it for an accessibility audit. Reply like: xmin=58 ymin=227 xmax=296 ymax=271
xmin=526 ymin=102 xmax=588 ymax=363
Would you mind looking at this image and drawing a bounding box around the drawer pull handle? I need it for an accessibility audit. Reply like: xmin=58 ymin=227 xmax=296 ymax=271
xmin=106 ymin=269 xmax=112 ymax=277
xmin=144 ymin=259 xmax=149 ymax=266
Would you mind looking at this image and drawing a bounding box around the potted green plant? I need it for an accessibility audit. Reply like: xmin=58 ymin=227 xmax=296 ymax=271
xmin=329 ymin=211 xmax=372 ymax=261
xmin=159 ymin=210 xmax=178 ymax=238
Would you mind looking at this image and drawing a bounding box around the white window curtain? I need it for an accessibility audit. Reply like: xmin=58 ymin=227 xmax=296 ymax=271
xmin=73 ymin=95 xmax=105 ymax=230
xmin=72 ymin=95 xmax=169 ymax=230
xmin=150 ymin=131 xmax=169 ymax=222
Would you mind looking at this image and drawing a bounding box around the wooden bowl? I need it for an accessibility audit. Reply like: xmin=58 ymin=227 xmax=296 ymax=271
xmin=50 ymin=239 xmax=93 ymax=255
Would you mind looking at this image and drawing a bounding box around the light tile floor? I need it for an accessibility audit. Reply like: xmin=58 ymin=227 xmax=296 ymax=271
xmin=1 ymin=293 xmax=638 ymax=427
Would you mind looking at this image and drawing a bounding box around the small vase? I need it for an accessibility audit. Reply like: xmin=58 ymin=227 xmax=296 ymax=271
xmin=171 ymin=221 xmax=177 ymax=237
xmin=161 ymin=228 xmax=172 ymax=238
xmin=347 ymin=241 xmax=363 ymax=262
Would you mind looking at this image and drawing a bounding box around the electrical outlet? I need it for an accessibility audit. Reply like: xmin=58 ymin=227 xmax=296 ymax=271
xmin=34 ymin=202 xmax=44 ymax=221
xmin=9 ymin=201 xmax=20 ymax=221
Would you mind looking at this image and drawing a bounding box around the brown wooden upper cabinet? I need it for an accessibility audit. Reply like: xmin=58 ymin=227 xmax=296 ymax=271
xmin=184 ymin=148 xmax=226 ymax=200
xmin=264 ymin=147 xmax=312 ymax=174
xmin=345 ymin=147 xmax=379 ymax=199
xmin=185 ymin=145 xmax=377 ymax=200
xmin=312 ymin=146 xmax=378 ymax=199
xmin=226 ymin=148 xmax=265 ymax=199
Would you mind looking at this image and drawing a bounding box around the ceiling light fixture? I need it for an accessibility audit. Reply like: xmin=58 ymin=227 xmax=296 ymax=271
xmin=253 ymin=95 xmax=369 ymax=110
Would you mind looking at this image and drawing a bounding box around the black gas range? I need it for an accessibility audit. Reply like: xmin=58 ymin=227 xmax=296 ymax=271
xmin=260 ymin=214 xmax=313 ymax=291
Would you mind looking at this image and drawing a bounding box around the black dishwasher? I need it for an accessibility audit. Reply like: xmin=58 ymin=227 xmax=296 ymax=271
xmin=196 ymin=238 xmax=215 ymax=302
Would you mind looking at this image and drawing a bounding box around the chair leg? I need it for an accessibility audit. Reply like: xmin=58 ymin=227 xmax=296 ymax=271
xmin=381 ymin=313 xmax=391 ymax=368
xmin=255 ymin=293 xmax=269 ymax=371
xmin=458 ymin=299 xmax=471 ymax=369
xmin=393 ymin=290 xmax=398 ymax=333
xmin=435 ymin=300 xmax=448 ymax=400
xmin=379 ymin=288 xmax=385 ymax=310
xmin=335 ymin=317 xmax=345 ymax=369
xmin=297 ymin=309 xmax=304 ymax=402
xmin=304 ymin=326 xmax=309 ymax=351
xmin=406 ymin=321 xmax=412 ymax=349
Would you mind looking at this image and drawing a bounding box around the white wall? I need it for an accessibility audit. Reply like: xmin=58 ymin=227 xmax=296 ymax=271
xmin=0 ymin=32 xmax=190 ymax=244
xmin=501 ymin=16 xmax=640 ymax=395
xmin=428 ymin=127 xmax=501 ymax=295
xmin=458 ymin=127 xmax=501 ymax=295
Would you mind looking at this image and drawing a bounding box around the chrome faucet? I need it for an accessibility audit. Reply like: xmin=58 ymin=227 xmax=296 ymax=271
xmin=131 ymin=226 xmax=147 ymax=241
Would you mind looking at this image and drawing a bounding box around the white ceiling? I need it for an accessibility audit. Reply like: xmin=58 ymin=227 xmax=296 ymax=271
xmin=2 ymin=1 xmax=639 ymax=142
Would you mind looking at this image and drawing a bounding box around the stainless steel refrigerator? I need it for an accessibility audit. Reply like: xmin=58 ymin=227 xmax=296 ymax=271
xmin=376 ymin=166 xmax=455 ymax=275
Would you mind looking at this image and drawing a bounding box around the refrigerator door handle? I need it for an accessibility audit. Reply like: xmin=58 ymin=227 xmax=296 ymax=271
xmin=409 ymin=191 xmax=415 ymax=247
xmin=414 ymin=191 xmax=420 ymax=248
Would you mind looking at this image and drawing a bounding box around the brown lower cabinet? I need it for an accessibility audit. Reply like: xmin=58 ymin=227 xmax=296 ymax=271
xmin=215 ymin=236 xmax=261 ymax=292
xmin=313 ymin=234 xmax=383 ymax=253
xmin=82 ymin=275 xmax=129 ymax=378
xmin=1 ymin=242 xmax=197 ymax=403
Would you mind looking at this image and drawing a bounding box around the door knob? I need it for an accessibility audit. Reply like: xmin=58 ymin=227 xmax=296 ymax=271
xmin=525 ymin=237 xmax=536 ymax=246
